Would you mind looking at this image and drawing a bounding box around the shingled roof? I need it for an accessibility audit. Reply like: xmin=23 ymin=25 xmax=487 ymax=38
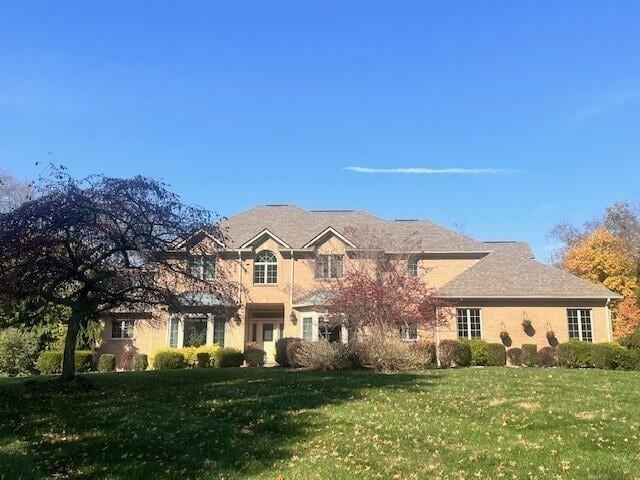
xmin=438 ymin=241 xmax=621 ymax=299
xmin=221 ymin=205 xmax=488 ymax=252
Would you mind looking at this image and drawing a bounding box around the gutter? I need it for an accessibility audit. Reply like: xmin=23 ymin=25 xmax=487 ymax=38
xmin=606 ymin=298 xmax=613 ymax=341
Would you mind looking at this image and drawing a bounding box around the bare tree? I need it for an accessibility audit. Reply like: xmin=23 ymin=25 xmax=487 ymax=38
xmin=0 ymin=171 xmax=34 ymax=213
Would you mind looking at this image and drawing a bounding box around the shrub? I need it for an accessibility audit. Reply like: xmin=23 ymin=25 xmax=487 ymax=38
xmin=132 ymin=354 xmax=148 ymax=371
xmin=295 ymin=340 xmax=351 ymax=371
xmin=461 ymin=339 xmax=488 ymax=366
xmin=153 ymin=350 xmax=186 ymax=370
xmin=616 ymin=348 xmax=640 ymax=371
xmin=196 ymin=352 xmax=210 ymax=368
xmin=591 ymin=343 xmax=632 ymax=370
xmin=409 ymin=340 xmax=437 ymax=368
xmin=438 ymin=340 xmax=471 ymax=368
xmin=286 ymin=339 xmax=306 ymax=368
xmin=522 ymin=344 xmax=537 ymax=367
xmin=212 ymin=347 xmax=244 ymax=368
xmin=98 ymin=354 xmax=116 ymax=372
xmin=506 ymin=347 xmax=522 ymax=366
xmin=557 ymin=340 xmax=593 ymax=368
xmin=35 ymin=351 xmax=63 ymax=374
xmin=75 ymin=350 xmax=94 ymax=372
xmin=487 ymin=343 xmax=506 ymax=366
xmin=276 ymin=337 xmax=302 ymax=366
xmin=178 ymin=344 xmax=221 ymax=367
xmin=244 ymin=342 xmax=266 ymax=367
xmin=0 ymin=328 xmax=39 ymax=376
xmin=619 ymin=329 xmax=640 ymax=350
xmin=537 ymin=346 xmax=557 ymax=367
xmin=352 ymin=329 xmax=420 ymax=372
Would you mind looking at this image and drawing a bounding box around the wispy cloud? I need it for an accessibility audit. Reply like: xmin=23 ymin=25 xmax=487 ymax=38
xmin=345 ymin=167 xmax=521 ymax=175
xmin=575 ymin=89 xmax=640 ymax=120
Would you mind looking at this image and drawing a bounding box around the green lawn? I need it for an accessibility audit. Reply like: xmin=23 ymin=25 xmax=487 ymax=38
xmin=1 ymin=368 xmax=639 ymax=479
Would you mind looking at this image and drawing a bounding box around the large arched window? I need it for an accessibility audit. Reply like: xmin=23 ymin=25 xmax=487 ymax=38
xmin=254 ymin=250 xmax=278 ymax=284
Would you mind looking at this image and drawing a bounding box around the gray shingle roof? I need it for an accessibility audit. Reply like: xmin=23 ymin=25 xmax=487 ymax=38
xmin=221 ymin=205 xmax=487 ymax=252
xmin=438 ymin=242 xmax=621 ymax=299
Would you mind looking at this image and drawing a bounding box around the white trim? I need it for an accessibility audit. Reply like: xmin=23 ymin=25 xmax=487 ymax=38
xmin=456 ymin=307 xmax=482 ymax=340
xmin=175 ymin=229 xmax=225 ymax=249
xmin=440 ymin=295 xmax=619 ymax=300
xmin=302 ymin=227 xmax=357 ymax=249
xmin=606 ymin=298 xmax=613 ymax=342
xmin=240 ymin=229 xmax=291 ymax=249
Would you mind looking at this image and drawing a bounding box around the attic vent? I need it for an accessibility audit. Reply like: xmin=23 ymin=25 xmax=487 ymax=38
xmin=394 ymin=219 xmax=418 ymax=222
xmin=309 ymin=209 xmax=355 ymax=213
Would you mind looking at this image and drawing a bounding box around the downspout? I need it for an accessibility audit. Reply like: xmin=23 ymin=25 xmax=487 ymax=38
xmin=237 ymin=250 xmax=243 ymax=304
xmin=606 ymin=298 xmax=612 ymax=342
xmin=434 ymin=306 xmax=441 ymax=367
xmin=290 ymin=249 xmax=295 ymax=305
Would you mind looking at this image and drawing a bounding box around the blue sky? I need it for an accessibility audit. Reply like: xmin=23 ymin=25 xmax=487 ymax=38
xmin=1 ymin=2 xmax=640 ymax=260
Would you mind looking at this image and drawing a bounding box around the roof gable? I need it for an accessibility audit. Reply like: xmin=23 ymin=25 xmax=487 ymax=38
xmin=239 ymin=228 xmax=291 ymax=249
xmin=302 ymin=227 xmax=357 ymax=249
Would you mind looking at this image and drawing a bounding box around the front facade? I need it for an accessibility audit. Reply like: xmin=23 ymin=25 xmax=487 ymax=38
xmin=98 ymin=205 xmax=620 ymax=367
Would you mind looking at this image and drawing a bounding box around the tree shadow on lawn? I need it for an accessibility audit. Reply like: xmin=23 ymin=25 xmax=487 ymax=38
xmin=0 ymin=368 xmax=439 ymax=479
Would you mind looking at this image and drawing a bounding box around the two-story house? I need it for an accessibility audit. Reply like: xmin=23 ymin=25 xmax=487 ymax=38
xmin=99 ymin=205 xmax=620 ymax=366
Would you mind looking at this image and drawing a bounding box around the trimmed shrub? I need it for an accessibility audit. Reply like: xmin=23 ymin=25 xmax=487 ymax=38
xmin=0 ymin=328 xmax=39 ymax=376
xmin=557 ymin=340 xmax=593 ymax=368
xmin=438 ymin=340 xmax=471 ymax=368
xmin=619 ymin=329 xmax=640 ymax=350
xmin=616 ymin=348 xmax=640 ymax=371
xmin=75 ymin=350 xmax=94 ymax=372
xmin=506 ymin=347 xmax=522 ymax=366
xmin=244 ymin=342 xmax=266 ymax=367
xmin=153 ymin=350 xmax=186 ymax=370
xmin=410 ymin=340 xmax=437 ymax=368
xmin=462 ymin=339 xmax=488 ymax=366
xmin=178 ymin=344 xmax=221 ymax=367
xmin=212 ymin=347 xmax=244 ymax=368
xmin=591 ymin=343 xmax=633 ymax=370
xmin=36 ymin=351 xmax=63 ymax=374
xmin=276 ymin=337 xmax=302 ymax=366
xmin=296 ymin=340 xmax=351 ymax=371
xmin=537 ymin=346 xmax=557 ymax=367
xmin=196 ymin=352 xmax=210 ymax=368
xmin=352 ymin=329 xmax=420 ymax=372
xmin=286 ymin=340 xmax=306 ymax=368
xmin=98 ymin=354 xmax=116 ymax=372
xmin=487 ymin=343 xmax=506 ymax=366
xmin=132 ymin=354 xmax=148 ymax=371
xmin=522 ymin=344 xmax=537 ymax=367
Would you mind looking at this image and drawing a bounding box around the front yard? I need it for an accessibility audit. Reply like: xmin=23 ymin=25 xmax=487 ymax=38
xmin=1 ymin=367 xmax=639 ymax=479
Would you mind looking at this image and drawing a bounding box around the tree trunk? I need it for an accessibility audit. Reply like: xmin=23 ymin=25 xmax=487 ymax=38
xmin=60 ymin=309 xmax=83 ymax=381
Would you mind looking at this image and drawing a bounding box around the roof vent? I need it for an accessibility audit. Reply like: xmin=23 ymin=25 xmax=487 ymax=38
xmin=264 ymin=204 xmax=291 ymax=207
xmin=484 ymin=240 xmax=517 ymax=244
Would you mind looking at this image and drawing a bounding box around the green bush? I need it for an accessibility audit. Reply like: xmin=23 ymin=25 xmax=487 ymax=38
xmin=487 ymin=343 xmax=506 ymax=366
xmin=36 ymin=351 xmax=63 ymax=374
xmin=591 ymin=343 xmax=635 ymax=370
xmin=132 ymin=354 xmax=148 ymax=371
xmin=616 ymin=348 xmax=640 ymax=371
xmin=97 ymin=354 xmax=116 ymax=372
xmin=275 ymin=337 xmax=302 ymax=366
xmin=537 ymin=346 xmax=557 ymax=367
xmin=0 ymin=328 xmax=39 ymax=376
xmin=557 ymin=340 xmax=593 ymax=368
xmin=153 ymin=351 xmax=186 ymax=370
xmin=74 ymin=350 xmax=94 ymax=372
xmin=619 ymin=329 xmax=640 ymax=350
xmin=244 ymin=342 xmax=266 ymax=367
xmin=212 ymin=347 xmax=244 ymax=368
xmin=522 ymin=344 xmax=537 ymax=367
xmin=506 ymin=347 xmax=522 ymax=366
xmin=438 ymin=340 xmax=471 ymax=368
xmin=462 ymin=339 xmax=488 ymax=366
xmin=196 ymin=352 xmax=210 ymax=368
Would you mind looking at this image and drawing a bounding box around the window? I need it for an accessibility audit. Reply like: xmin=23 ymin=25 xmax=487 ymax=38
xmin=400 ymin=323 xmax=418 ymax=341
xmin=254 ymin=250 xmax=277 ymax=284
xmin=318 ymin=317 xmax=341 ymax=342
xmin=316 ymin=255 xmax=343 ymax=279
xmin=111 ymin=319 xmax=134 ymax=339
xmin=169 ymin=318 xmax=179 ymax=347
xmin=213 ymin=315 xmax=226 ymax=346
xmin=302 ymin=317 xmax=313 ymax=341
xmin=407 ymin=258 xmax=419 ymax=277
xmin=183 ymin=316 xmax=207 ymax=347
xmin=457 ymin=308 xmax=481 ymax=339
xmin=188 ymin=256 xmax=215 ymax=280
xmin=251 ymin=323 xmax=257 ymax=342
xmin=567 ymin=309 xmax=593 ymax=342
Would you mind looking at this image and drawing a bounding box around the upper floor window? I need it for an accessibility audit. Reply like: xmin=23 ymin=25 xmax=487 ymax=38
xmin=407 ymin=258 xmax=419 ymax=277
xmin=567 ymin=309 xmax=593 ymax=342
xmin=112 ymin=319 xmax=134 ymax=339
xmin=316 ymin=255 xmax=343 ymax=279
xmin=457 ymin=308 xmax=481 ymax=339
xmin=400 ymin=323 xmax=418 ymax=341
xmin=188 ymin=256 xmax=215 ymax=280
xmin=254 ymin=250 xmax=277 ymax=284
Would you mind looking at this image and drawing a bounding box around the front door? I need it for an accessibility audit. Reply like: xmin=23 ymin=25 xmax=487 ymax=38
xmin=261 ymin=323 xmax=276 ymax=362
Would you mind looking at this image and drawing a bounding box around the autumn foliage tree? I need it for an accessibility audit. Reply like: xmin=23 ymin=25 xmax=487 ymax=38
xmin=0 ymin=166 xmax=233 ymax=380
xmin=613 ymin=297 xmax=640 ymax=339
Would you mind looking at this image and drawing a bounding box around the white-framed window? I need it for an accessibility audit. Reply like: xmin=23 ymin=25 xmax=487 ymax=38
xmin=167 ymin=314 xmax=226 ymax=348
xmin=316 ymin=255 xmax=344 ymax=279
xmin=188 ymin=255 xmax=215 ymax=280
xmin=254 ymin=250 xmax=278 ymax=284
xmin=213 ymin=315 xmax=226 ymax=346
xmin=302 ymin=317 xmax=313 ymax=341
xmin=111 ymin=319 xmax=134 ymax=339
xmin=407 ymin=258 xmax=419 ymax=277
xmin=168 ymin=317 xmax=179 ymax=348
xmin=567 ymin=309 xmax=593 ymax=342
xmin=400 ymin=323 xmax=418 ymax=341
xmin=457 ymin=308 xmax=482 ymax=339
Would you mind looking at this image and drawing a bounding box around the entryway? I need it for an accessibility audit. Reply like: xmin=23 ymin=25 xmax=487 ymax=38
xmin=248 ymin=310 xmax=284 ymax=363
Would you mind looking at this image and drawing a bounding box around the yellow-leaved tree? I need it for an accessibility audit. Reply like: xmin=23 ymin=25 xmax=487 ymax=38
xmin=613 ymin=297 xmax=640 ymax=339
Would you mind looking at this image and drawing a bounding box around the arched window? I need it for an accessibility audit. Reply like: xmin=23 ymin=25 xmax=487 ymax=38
xmin=407 ymin=257 xmax=419 ymax=277
xmin=254 ymin=250 xmax=277 ymax=284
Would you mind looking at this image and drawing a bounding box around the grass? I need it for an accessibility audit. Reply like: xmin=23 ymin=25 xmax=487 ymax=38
xmin=1 ymin=368 xmax=640 ymax=479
